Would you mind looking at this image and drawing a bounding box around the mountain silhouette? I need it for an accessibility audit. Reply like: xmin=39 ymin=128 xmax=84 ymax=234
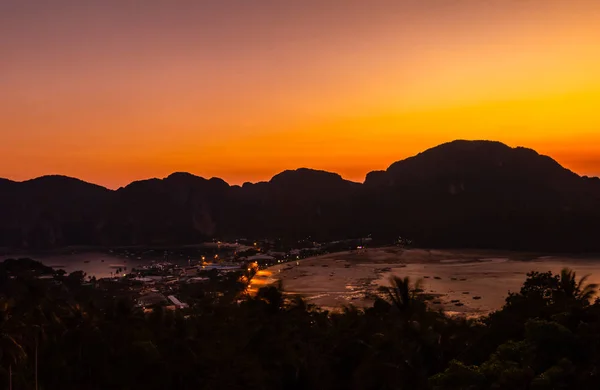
xmin=1 ymin=141 xmax=599 ymax=251
xmin=0 ymin=176 xmax=111 ymax=247
xmin=362 ymin=140 xmax=600 ymax=250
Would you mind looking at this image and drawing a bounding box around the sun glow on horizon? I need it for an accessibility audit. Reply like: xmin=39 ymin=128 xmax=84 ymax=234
xmin=2 ymin=0 xmax=600 ymax=188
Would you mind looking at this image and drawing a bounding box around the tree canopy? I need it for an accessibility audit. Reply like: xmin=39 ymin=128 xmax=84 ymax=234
xmin=1 ymin=261 xmax=599 ymax=390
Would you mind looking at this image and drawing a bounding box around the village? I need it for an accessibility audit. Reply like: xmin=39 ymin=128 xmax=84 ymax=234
xmin=90 ymin=237 xmax=376 ymax=313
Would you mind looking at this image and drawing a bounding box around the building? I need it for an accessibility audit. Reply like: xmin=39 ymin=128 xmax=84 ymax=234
xmin=181 ymin=267 xmax=199 ymax=277
xmin=167 ymin=295 xmax=189 ymax=309
xmin=138 ymin=292 xmax=168 ymax=307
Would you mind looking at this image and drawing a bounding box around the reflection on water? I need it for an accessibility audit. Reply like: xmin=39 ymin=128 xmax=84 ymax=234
xmin=3 ymin=252 xmax=168 ymax=279
xmin=378 ymin=257 xmax=600 ymax=315
xmin=270 ymin=249 xmax=600 ymax=315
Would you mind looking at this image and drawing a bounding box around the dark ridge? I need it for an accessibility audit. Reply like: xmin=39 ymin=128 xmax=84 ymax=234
xmin=20 ymin=175 xmax=111 ymax=191
xmin=0 ymin=178 xmax=16 ymax=190
xmin=1 ymin=140 xmax=600 ymax=251
xmin=270 ymin=168 xmax=350 ymax=184
xmin=166 ymin=171 xmax=201 ymax=180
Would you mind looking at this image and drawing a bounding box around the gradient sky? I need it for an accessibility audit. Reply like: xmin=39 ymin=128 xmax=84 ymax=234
xmin=2 ymin=0 xmax=600 ymax=188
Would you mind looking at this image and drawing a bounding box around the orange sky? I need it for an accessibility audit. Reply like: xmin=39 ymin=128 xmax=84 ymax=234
xmin=2 ymin=0 xmax=600 ymax=188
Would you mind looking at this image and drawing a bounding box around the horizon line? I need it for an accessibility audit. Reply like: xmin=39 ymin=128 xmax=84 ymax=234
xmin=2 ymin=140 xmax=599 ymax=190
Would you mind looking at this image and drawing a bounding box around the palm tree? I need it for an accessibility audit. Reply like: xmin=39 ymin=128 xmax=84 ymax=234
xmin=0 ymin=300 xmax=26 ymax=390
xmin=256 ymin=284 xmax=284 ymax=313
xmin=379 ymin=276 xmax=424 ymax=313
xmin=557 ymin=268 xmax=598 ymax=303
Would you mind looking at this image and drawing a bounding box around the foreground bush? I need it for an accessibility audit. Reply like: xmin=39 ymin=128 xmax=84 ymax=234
xmin=1 ymin=260 xmax=599 ymax=389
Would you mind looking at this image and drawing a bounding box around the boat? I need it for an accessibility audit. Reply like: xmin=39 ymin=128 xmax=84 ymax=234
xmin=83 ymin=260 xmax=90 ymax=264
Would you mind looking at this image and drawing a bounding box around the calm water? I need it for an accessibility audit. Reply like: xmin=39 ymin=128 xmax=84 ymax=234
xmin=2 ymin=252 xmax=187 ymax=279
xmin=378 ymin=256 xmax=600 ymax=314
xmin=6 ymin=250 xmax=600 ymax=315
xmin=271 ymin=249 xmax=600 ymax=314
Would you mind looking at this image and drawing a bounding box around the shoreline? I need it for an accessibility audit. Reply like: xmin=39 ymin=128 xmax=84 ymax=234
xmin=263 ymin=247 xmax=600 ymax=315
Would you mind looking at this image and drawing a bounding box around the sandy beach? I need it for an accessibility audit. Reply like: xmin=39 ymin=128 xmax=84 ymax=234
xmin=262 ymin=248 xmax=600 ymax=315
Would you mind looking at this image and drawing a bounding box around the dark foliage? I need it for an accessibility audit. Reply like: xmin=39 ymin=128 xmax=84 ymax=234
xmin=2 ymin=259 xmax=600 ymax=389
xmin=2 ymin=140 xmax=600 ymax=251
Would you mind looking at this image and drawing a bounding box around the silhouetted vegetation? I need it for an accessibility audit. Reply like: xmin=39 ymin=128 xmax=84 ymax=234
xmin=2 ymin=259 xmax=600 ymax=389
xmin=3 ymin=141 xmax=600 ymax=251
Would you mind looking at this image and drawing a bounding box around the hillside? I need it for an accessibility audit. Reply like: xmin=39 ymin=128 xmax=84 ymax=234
xmin=0 ymin=176 xmax=112 ymax=247
xmin=362 ymin=140 xmax=600 ymax=250
xmin=1 ymin=141 xmax=599 ymax=251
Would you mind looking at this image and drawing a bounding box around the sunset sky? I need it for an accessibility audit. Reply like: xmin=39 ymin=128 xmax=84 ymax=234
xmin=2 ymin=0 xmax=600 ymax=189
